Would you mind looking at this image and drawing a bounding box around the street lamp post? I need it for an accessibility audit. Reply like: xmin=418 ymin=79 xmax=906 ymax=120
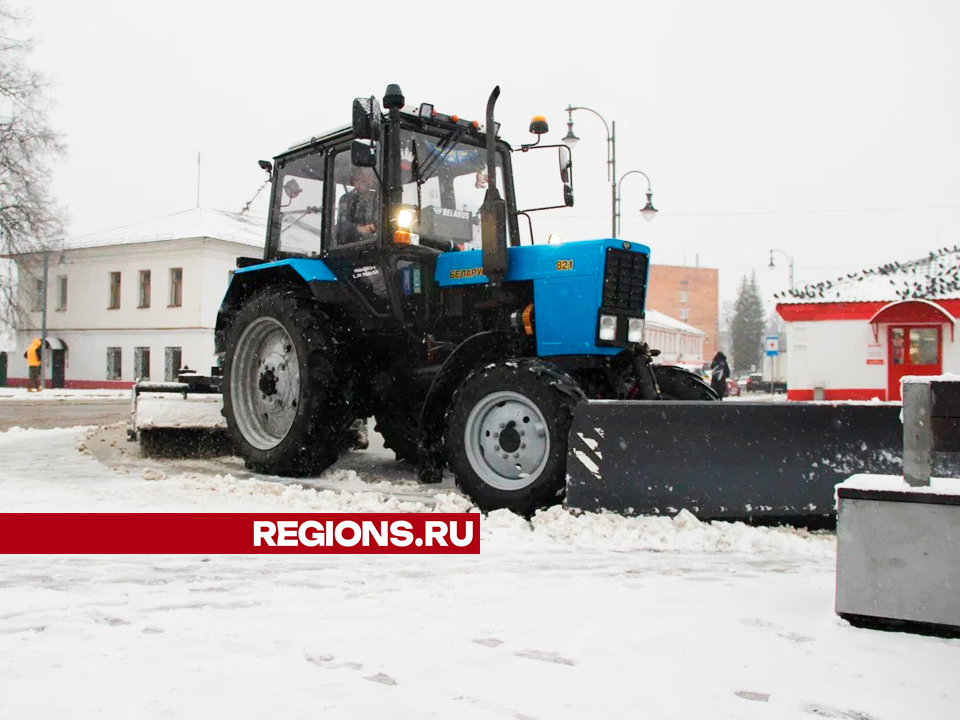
xmin=616 ymin=170 xmax=658 ymax=237
xmin=768 ymin=248 xmax=795 ymax=289
xmin=563 ymin=105 xmax=657 ymax=238
xmin=563 ymin=105 xmax=617 ymax=238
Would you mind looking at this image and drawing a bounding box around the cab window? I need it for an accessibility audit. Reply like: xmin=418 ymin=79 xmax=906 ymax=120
xmin=331 ymin=148 xmax=382 ymax=249
xmin=275 ymin=151 xmax=325 ymax=256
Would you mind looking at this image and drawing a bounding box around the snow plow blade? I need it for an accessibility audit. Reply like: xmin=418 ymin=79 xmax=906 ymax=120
xmin=129 ymin=378 xmax=231 ymax=458
xmin=565 ymin=401 xmax=960 ymax=524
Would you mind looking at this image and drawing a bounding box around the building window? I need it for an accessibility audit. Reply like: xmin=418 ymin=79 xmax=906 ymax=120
xmin=32 ymin=278 xmax=44 ymax=312
xmin=57 ymin=276 xmax=68 ymax=310
xmin=134 ymin=347 xmax=150 ymax=381
xmin=165 ymin=347 xmax=182 ymax=382
xmin=679 ymin=290 xmax=689 ymax=304
xmin=106 ymin=347 xmax=122 ymax=380
xmin=169 ymin=268 xmax=183 ymax=307
xmin=108 ymin=271 xmax=121 ymax=309
xmin=680 ymin=308 xmax=690 ymax=321
xmin=139 ymin=270 xmax=151 ymax=308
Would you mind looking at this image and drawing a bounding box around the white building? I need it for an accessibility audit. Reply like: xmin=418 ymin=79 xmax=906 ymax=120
xmin=645 ymin=309 xmax=705 ymax=371
xmin=4 ymin=210 xmax=706 ymax=388
xmin=8 ymin=208 xmax=266 ymax=388
xmin=775 ymin=246 xmax=960 ymax=401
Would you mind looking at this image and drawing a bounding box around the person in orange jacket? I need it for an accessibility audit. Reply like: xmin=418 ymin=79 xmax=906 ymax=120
xmin=24 ymin=338 xmax=42 ymax=392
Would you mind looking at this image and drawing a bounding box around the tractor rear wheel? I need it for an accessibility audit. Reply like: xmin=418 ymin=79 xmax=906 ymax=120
xmin=222 ymin=288 xmax=354 ymax=475
xmin=445 ymin=361 xmax=581 ymax=515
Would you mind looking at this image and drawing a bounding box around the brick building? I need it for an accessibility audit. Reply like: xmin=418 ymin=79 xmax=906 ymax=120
xmin=646 ymin=264 xmax=719 ymax=359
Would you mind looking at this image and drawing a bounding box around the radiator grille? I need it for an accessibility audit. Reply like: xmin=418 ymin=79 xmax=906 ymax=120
xmin=602 ymin=248 xmax=648 ymax=313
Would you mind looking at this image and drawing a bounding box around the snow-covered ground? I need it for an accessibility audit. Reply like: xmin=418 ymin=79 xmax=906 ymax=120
xmin=0 ymin=388 xmax=131 ymax=401
xmin=1 ymin=424 xmax=957 ymax=719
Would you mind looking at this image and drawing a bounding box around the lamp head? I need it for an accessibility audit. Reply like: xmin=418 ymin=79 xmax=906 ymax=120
xmin=640 ymin=192 xmax=658 ymax=222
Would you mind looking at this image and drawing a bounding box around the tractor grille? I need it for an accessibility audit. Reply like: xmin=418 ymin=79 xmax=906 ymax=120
xmin=602 ymin=248 xmax=648 ymax=313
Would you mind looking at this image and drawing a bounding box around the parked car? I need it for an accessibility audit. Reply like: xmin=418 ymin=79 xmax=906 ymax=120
xmin=726 ymin=378 xmax=741 ymax=397
xmin=745 ymin=373 xmax=787 ymax=393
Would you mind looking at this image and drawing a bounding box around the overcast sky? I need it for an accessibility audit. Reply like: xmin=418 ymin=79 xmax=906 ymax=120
xmin=19 ymin=0 xmax=960 ymax=308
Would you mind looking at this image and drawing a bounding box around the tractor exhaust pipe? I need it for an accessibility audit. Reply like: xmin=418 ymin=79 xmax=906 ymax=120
xmin=480 ymin=86 xmax=508 ymax=285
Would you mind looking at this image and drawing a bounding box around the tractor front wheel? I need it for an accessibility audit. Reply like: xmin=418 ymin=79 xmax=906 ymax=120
xmin=222 ymin=288 xmax=353 ymax=475
xmin=445 ymin=361 xmax=580 ymax=515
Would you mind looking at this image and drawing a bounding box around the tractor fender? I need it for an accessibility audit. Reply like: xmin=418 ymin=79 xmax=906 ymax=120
xmin=215 ymin=262 xmax=345 ymax=354
xmin=417 ymin=331 xmax=518 ymax=483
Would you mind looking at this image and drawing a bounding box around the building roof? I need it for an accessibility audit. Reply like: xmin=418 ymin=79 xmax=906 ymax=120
xmin=775 ymin=244 xmax=960 ymax=305
xmin=60 ymin=208 xmax=267 ymax=250
xmin=646 ymin=309 xmax=705 ymax=335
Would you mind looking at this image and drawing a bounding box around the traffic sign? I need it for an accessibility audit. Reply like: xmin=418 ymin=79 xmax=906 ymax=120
xmin=765 ymin=336 xmax=780 ymax=356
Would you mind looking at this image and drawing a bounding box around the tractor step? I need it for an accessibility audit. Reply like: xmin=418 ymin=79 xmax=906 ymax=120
xmin=565 ymin=400 xmax=960 ymax=525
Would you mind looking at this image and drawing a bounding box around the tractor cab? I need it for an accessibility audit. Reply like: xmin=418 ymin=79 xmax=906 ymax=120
xmin=260 ymin=87 xmax=527 ymax=334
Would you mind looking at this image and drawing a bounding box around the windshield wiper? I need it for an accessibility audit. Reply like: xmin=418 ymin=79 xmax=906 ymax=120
xmin=281 ymin=206 xmax=323 ymax=237
xmin=417 ymin=129 xmax=464 ymax=184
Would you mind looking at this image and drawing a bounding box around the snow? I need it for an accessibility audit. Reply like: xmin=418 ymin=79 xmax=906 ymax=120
xmin=0 ymin=388 xmax=131 ymax=401
xmin=644 ymin=309 xmax=705 ymax=335
xmin=839 ymin=473 xmax=960 ymax=496
xmin=1 ymin=425 xmax=958 ymax=718
xmin=900 ymin=372 xmax=960 ymax=384
xmin=775 ymin=246 xmax=960 ymax=304
xmin=55 ymin=207 xmax=267 ymax=250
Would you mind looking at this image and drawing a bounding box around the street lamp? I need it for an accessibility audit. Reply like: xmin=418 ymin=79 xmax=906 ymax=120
xmin=616 ymin=170 xmax=657 ymax=237
xmin=768 ymin=248 xmax=795 ymax=290
xmin=563 ymin=104 xmax=617 ymax=237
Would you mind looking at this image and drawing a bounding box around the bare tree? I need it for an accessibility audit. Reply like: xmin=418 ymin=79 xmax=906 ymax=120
xmin=0 ymin=1 xmax=66 ymax=330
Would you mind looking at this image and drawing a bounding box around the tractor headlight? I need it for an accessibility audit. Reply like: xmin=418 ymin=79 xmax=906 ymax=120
xmin=598 ymin=314 xmax=617 ymax=342
xmin=628 ymin=318 xmax=644 ymax=343
xmin=396 ymin=208 xmax=415 ymax=229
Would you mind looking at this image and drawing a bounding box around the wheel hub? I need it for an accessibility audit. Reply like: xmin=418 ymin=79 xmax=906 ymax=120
xmin=258 ymin=367 xmax=278 ymax=396
xmin=499 ymin=423 xmax=522 ymax=453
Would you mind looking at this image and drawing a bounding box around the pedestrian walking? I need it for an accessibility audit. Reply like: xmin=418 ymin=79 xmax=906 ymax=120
xmin=710 ymin=351 xmax=730 ymax=399
xmin=24 ymin=337 xmax=43 ymax=392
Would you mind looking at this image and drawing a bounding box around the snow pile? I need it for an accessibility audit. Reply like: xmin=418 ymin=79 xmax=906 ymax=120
xmin=519 ymin=507 xmax=835 ymax=557
xmin=165 ymin=469 xmax=477 ymax=514
xmin=148 ymin=470 xmax=833 ymax=557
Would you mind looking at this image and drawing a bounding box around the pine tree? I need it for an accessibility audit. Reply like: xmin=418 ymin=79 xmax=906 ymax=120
xmin=731 ymin=272 xmax=765 ymax=373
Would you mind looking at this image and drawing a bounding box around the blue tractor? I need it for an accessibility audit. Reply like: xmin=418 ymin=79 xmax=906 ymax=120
xmin=215 ymin=84 xmax=715 ymax=514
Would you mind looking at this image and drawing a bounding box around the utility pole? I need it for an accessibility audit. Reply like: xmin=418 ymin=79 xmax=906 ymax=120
xmin=39 ymin=251 xmax=49 ymax=391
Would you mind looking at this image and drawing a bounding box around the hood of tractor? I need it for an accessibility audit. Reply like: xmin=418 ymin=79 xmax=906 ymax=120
xmin=436 ymin=239 xmax=651 ymax=357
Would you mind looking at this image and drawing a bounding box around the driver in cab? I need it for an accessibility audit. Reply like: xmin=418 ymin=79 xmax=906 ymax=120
xmin=336 ymin=167 xmax=378 ymax=245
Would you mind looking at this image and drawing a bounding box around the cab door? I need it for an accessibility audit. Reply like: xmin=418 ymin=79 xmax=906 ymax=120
xmin=887 ymin=325 xmax=942 ymax=400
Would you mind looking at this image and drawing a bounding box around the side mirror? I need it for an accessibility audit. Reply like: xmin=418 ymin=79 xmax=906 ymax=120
xmin=351 ymin=140 xmax=377 ymax=168
xmin=283 ymin=179 xmax=302 ymax=199
xmin=352 ymin=96 xmax=383 ymax=140
xmin=559 ymin=145 xmax=572 ymax=183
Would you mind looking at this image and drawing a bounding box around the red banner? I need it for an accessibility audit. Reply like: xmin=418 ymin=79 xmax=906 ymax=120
xmin=0 ymin=513 xmax=480 ymax=554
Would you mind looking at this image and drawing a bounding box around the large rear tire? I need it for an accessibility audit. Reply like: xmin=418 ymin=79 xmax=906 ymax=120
xmin=445 ymin=361 xmax=580 ymax=515
xmin=222 ymin=288 xmax=354 ymax=475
